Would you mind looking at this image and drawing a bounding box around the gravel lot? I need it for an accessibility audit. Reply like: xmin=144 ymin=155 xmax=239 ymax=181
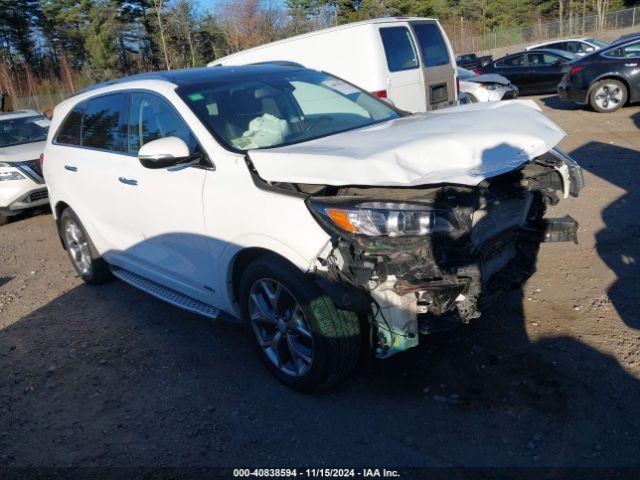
xmin=1 ymin=96 xmax=639 ymax=472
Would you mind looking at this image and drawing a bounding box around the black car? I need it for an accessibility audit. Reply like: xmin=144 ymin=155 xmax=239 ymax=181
xmin=456 ymin=53 xmax=493 ymax=70
xmin=476 ymin=48 xmax=576 ymax=95
xmin=558 ymin=36 xmax=640 ymax=112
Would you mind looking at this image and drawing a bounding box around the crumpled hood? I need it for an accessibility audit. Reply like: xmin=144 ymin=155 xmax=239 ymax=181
xmin=248 ymin=101 xmax=565 ymax=187
xmin=0 ymin=141 xmax=46 ymax=163
xmin=464 ymin=73 xmax=512 ymax=86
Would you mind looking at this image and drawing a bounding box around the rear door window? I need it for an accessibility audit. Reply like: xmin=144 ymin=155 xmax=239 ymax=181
xmin=379 ymin=27 xmax=419 ymax=72
xmin=566 ymin=41 xmax=587 ymax=53
xmin=82 ymin=94 xmax=127 ymax=152
xmin=496 ymin=55 xmax=525 ymax=68
xmin=546 ymin=41 xmax=567 ymax=50
xmin=606 ymin=41 xmax=640 ymax=58
xmin=412 ymin=23 xmax=451 ymax=68
xmin=527 ymin=53 xmax=562 ymax=66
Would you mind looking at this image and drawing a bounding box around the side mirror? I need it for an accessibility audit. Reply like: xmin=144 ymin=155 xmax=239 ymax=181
xmin=138 ymin=136 xmax=193 ymax=169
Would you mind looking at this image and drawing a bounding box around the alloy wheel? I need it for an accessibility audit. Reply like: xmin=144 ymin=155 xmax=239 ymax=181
xmin=248 ymin=278 xmax=314 ymax=377
xmin=594 ymin=83 xmax=623 ymax=111
xmin=64 ymin=219 xmax=92 ymax=275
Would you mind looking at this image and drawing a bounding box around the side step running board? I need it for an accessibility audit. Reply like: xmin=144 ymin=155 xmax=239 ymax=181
xmin=111 ymin=267 xmax=224 ymax=320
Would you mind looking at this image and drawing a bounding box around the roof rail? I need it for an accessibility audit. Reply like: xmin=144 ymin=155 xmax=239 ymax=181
xmin=247 ymin=60 xmax=304 ymax=68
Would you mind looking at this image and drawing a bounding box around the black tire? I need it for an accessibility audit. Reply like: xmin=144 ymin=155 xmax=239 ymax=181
xmin=589 ymin=79 xmax=627 ymax=113
xmin=238 ymin=253 xmax=361 ymax=392
xmin=0 ymin=213 xmax=8 ymax=226
xmin=59 ymin=208 xmax=113 ymax=285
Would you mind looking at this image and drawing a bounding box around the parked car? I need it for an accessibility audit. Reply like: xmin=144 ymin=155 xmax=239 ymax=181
xmin=208 ymin=18 xmax=457 ymax=112
xmin=0 ymin=109 xmax=49 ymax=226
xmin=456 ymin=53 xmax=493 ymax=69
xmin=44 ymin=65 xmax=583 ymax=391
xmin=558 ymin=36 xmax=640 ymax=112
xmin=525 ymin=37 xmax=608 ymax=56
xmin=457 ymin=67 xmax=519 ymax=102
xmin=476 ymin=48 xmax=576 ymax=94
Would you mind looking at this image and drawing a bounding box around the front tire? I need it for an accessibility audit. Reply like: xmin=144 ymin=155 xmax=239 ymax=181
xmin=238 ymin=254 xmax=361 ymax=392
xmin=590 ymin=79 xmax=627 ymax=113
xmin=59 ymin=208 xmax=112 ymax=285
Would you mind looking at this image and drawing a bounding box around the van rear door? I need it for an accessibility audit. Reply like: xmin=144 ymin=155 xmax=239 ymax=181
xmin=378 ymin=26 xmax=427 ymax=112
xmin=410 ymin=21 xmax=457 ymax=110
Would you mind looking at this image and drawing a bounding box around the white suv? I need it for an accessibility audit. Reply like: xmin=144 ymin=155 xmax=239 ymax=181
xmin=0 ymin=110 xmax=50 ymax=225
xmin=44 ymin=65 xmax=583 ymax=391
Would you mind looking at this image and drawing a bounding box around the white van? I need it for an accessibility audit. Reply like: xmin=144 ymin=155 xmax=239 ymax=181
xmin=208 ymin=18 xmax=458 ymax=112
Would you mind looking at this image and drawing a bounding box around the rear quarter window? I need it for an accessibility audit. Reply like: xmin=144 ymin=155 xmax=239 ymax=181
xmin=55 ymin=105 xmax=84 ymax=146
xmin=379 ymin=27 xmax=419 ymax=72
xmin=412 ymin=23 xmax=451 ymax=68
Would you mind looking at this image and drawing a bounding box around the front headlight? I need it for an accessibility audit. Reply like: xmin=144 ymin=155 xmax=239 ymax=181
xmin=309 ymin=198 xmax=457 ymax=237
xmin=0 ymin=163 xmax=25 ymax=181
xmin=480 ymin=83 xmax=498 ymax=91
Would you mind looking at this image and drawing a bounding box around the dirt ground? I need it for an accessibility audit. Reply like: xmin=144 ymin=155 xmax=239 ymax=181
xmin=1 ymin=96 xmax=639 ymax=473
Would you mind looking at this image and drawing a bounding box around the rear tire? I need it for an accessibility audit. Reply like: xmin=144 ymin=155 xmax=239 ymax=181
xmin=238 ymin=253 xmax=361 ymax=392
xmin=589 ymin=79 xmax=627 ymax=113
xmin=0 ymin=213 xmax=8 ymax=226
xmin=59 ymin=208 xmax=113 ymax=285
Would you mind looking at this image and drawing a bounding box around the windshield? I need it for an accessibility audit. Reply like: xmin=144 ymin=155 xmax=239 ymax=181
xmin=457 ymin=67 xmax=476 ymax=80
xmin=179 ymin=70 xmax=400 ymax=151
xmin=586 ymin=38 xmax=608 ymax=48
xmin=0 ymin=115 xmax=50 ymax=148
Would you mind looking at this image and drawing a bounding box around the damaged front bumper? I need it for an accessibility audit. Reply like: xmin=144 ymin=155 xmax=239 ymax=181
xmin=310 ymin=151 xmax=583 ymax=359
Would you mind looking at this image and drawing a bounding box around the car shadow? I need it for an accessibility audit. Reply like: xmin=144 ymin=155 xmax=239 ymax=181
xmin=632 ymin=111 xmax=640 ymax=129
xmin=2 ymin=205 xmax=51 ymax=226
xmin=0 ymin=276 xmax=12 ymax=288
xmin=539 ymin=94 xmax=585 ymax=111
xmin=569 ymin=141 xmax=639 ymax=330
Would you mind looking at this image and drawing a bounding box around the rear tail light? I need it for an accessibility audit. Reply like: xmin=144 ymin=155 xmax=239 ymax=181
xmin=456 ymin=77 xmax=460 ymax=97
xmin=570 ymin=66 xmax=584 ymax=74
xmin=373 ymin=90 xmax=387 ymax=99
xmin=39 ymin=153 xmax=44 ymax=172
xmin=472 ymin=69 xmax=482 ymax=75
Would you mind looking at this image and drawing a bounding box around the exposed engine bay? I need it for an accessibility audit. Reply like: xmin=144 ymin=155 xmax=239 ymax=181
xmin=250 ymin=148 xmax=584 ymax=358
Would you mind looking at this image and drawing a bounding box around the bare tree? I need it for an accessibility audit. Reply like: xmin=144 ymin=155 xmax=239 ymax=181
xmin=152 ymin=0 xmax=171 ymax=70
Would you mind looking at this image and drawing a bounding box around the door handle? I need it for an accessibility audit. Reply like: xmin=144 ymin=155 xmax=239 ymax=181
xmin=118 ymin=177 xmax=138 ymax=186
xmin=64 ymin=165 xmax=77 ymax=172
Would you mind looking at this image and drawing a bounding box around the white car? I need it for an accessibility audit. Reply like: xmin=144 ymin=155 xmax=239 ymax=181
xmin=457 ymin=67 xmax=519 ymax=102
xmin=525 ymin=37 xmax=608 ymax=56
xmin=44 ymin=65 xmax=584 ymax=391
xmin=0 ymin=109 xmax=50 ymax=226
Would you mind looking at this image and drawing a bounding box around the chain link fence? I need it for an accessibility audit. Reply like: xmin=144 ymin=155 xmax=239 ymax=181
xmin=12 ymin=91 xmax=73 ymax=115
xmin=453 ymin=6 xmax=640 ymax=55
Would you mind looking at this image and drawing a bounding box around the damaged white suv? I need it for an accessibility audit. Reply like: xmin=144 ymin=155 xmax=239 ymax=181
xmin=44 ymin=65 xmax=583 ymax=391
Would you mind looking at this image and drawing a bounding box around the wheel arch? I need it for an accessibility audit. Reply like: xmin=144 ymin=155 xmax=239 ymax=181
xmin=54 ymin=200 xmax=71 ymax=249
xmin=220 ymin=237 xmax=320 ymax=314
